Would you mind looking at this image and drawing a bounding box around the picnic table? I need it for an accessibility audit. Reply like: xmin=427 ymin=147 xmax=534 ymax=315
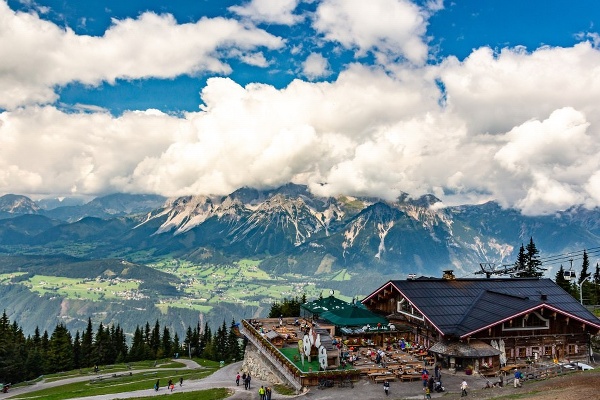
xmin=398 ymin=373 xmax=421 ymax=382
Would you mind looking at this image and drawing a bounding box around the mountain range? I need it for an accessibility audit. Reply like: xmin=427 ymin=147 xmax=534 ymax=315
xmin=1 ymin=184 xmax=599 ymax=335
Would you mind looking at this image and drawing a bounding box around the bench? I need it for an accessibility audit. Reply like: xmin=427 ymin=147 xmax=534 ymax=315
xmin=374 ymin=376 xmax=396 ymax=383
xmin=399 ymin=374 xmax=421 ymax=382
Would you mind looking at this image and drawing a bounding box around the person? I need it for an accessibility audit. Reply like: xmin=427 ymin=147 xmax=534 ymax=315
xmin=179 ymin=377 xmax=183 ymax=386
xmin=422 ymin=370 xmax=429 ymax=387
xmin=427 ymin=376 xmax=434 ymax=392
xmin=236 ymin=372 xmax=240 ymax=386
xmin=434 ymin=364 xmax=441 ymax=380
xmin=246 ymin=373 xmax=252 ymax=390
xmin=258 ymin=385 xmax=266 ymax=400
xmin=154 ymin=379 xmax=160 ymax=391
xmin=424 ymin=386 xmax=431 ymax=399
xmin=383 ymin=379 xmax=390 ymax=396
xmin=460 ymin=379 xmax=468 ymax=397
xmin=266 ymin=386 xmax=272 ymax=400
xmin=514 ymin=368 xmax=522 ymax=388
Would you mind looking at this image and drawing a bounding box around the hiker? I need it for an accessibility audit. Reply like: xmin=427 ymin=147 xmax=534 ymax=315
xmin=154 ymin=379 xmax=159 ymax=391
xmin=179 ymin=377 xmax=183 ymax=386
xmin=258 ymin=385 xmax=266 ymax=400
xmin=514 ymin=368 xmax=523 ymax=387
xmin=460 ymin=379 xmax=468 ymax=397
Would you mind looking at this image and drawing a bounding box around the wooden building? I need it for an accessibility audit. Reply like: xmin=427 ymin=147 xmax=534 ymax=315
xmin=362 ymin=274 xmax=600 ymax=374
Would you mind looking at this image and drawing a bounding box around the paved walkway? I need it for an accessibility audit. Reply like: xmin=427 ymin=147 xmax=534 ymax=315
xmin=0 ymin=361 xmax=509 ymax=400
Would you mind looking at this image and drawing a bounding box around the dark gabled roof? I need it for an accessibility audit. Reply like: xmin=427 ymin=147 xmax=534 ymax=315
xmin=362 ymin=278 xmax=600 ymax=338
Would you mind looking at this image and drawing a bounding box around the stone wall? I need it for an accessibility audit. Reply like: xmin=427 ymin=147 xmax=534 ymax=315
xmin=241 ymin=342 xmax=287 ymax=386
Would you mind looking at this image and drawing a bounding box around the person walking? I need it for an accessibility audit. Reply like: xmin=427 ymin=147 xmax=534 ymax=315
xmin=514 ymin=368 xmax=522 ymax=388
xmin=383 ymin=379 xmax=390 ymax=396
xmin=258 ymin=385 xmax=266 ymax=400
xmin=424 ymin=386 xmax=431 ymax=399
xmin=154 ymin=379 xmax=160 ymax=391
xmin=460 ymin=379 xmax=468 ymax=397
xmin=179 ymin=377 xmax=183 ymax=387
xmin=266 ymin=386 xmax=272 ymax=400
xmin=236 ymin=372 xmax=241 ymax=386
xmin=246 ymin=373 xmax=252 ymax=390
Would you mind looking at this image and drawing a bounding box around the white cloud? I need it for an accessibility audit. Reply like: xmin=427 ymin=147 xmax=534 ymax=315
xmin=0 ymin=1 xmax=283 ymax=109
xmin=313 ymin=0 xmax=430 ymax=64
xmin=229 ymin=0 xmax=302 ymax=25
xmin=301 ymin=53 xmax=330 ymax=80
xmin=2 ymin=0 xmax=600 ymax=216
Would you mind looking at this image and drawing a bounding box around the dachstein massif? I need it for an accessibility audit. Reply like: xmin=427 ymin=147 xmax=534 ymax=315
xmin=0 ymin=183 xmax=598 ymax=336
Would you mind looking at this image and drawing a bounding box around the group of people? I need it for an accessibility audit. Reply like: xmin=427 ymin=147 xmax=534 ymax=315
xmin=236 ymin=371 xmax=252 ymax=390
xmin=153 ymin=377 xmax=183 ymax=392
xmin=257 ymin=384 xmax=273 ymax=400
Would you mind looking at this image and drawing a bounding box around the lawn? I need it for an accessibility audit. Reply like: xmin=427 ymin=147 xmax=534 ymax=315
xmin=10 ymin=366 xmax=216 ymax=400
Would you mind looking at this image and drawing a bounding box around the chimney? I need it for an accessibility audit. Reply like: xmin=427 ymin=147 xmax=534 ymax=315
xmin=540 ymin=294 xmax=547 ymax=301
xmin=442 ymin=270 xmax=455 ymax=280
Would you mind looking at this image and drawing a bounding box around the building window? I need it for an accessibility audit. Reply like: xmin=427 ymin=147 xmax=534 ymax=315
xmin=517 ymin=347 xmax=526 ymax=358
xmin=567 ymin=344 xmax=577 ymax=355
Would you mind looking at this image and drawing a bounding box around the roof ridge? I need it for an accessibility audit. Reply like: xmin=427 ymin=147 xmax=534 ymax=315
xmin=485 ymin=289 xmax=529 ymax=300
xmin=455 ymin=290 xmax=485 ymax=329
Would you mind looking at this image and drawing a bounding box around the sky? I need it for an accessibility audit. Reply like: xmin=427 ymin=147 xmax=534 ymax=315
xmin=1 ymin=0 xmax=600 ymax=215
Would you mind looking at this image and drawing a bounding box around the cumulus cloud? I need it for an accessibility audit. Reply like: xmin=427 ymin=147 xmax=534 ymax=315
xmin=301 ymin=53 xmax=330 ymax=80
xmin=313 ymin=0 xmax=429 ymax=64
xmin=2 ymin=2 xmax=600 ymax=216
xmin=229 ymin=0 xmax=303 ymax=25
xmin=0 ymin=1 xmax=283 ymax=109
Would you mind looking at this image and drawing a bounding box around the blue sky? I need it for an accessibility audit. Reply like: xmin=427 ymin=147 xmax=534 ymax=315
xmin=2 ymin=0 xmax=600 ymax=215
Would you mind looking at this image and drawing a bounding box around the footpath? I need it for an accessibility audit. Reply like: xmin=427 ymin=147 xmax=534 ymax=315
xmin=0 ymin=360 xmax=547 ymax=400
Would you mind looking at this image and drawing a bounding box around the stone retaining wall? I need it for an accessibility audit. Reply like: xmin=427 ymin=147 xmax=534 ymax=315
xmin=241 ymin=342 xmax=287 ymax=386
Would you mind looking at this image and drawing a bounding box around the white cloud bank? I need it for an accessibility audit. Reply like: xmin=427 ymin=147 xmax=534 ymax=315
xmin=1 ymin=1 xmax=600 ymax=216
xmin=0 ymin=1 xmax=283 ymax=109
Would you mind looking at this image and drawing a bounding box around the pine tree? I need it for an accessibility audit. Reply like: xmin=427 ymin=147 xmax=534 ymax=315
xmin=513 ymin=244 xmax=527 ymax=277
xmin=48 ymin=324 xmax=74 ymax=373
xmin=523 ymin=237 xmax=544 ymax=277
xmin=579 ymin=250 xmax=592 ymax=304
xmin=555 ymin=265 xmax=572 ymax=293
xmin=73 ymin=331 xmax=81 ymax=369
xmin=150 ymin=320 xmax=161 ymax=358
xmin=161 ymin=326 xmax=172 ymax=358
xmin=80 ymin=318 xmax=94 ymax=368
xmin=226 ymin=319 xmax=241 ymax=362
xmin=593 ymin=262 xmax=600 ymax=305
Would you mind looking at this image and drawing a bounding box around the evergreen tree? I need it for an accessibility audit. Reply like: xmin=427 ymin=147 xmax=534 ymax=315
xmin=161 ymin=326 xmax=172 ymax=358
xmin=73 ymin=331 xmax=82 ymax=369
xmin=172 ymin=332 xmax=181 ymax=358
xmin=579 ymin=250 xmax=592 ymax=304
xmin=226 ymin=319 xmax=241 ymax=362
xmin=555 ymin=265 xmax=572 ymax=293
xmin=80 ymin=318 xmax=94 ymax=368
xmin=513 ymin=244 xmax=527 ymax=276
xmin=523 ymin=237 xmax=544 ymax=277
xmin=184 ymin=326 xmax=193 ymax=358
xmin=150 ymin=320 xmax=161 ymax=358
xmin=48 ymin=324 xmax=74 ymax=373
xmin=593 ymin=262 xmax=600 ymax=305
xmin=129 ymin=326 xmax=147 ymax=362
xmin=579 ymin=250 xmax=592 ymax=284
